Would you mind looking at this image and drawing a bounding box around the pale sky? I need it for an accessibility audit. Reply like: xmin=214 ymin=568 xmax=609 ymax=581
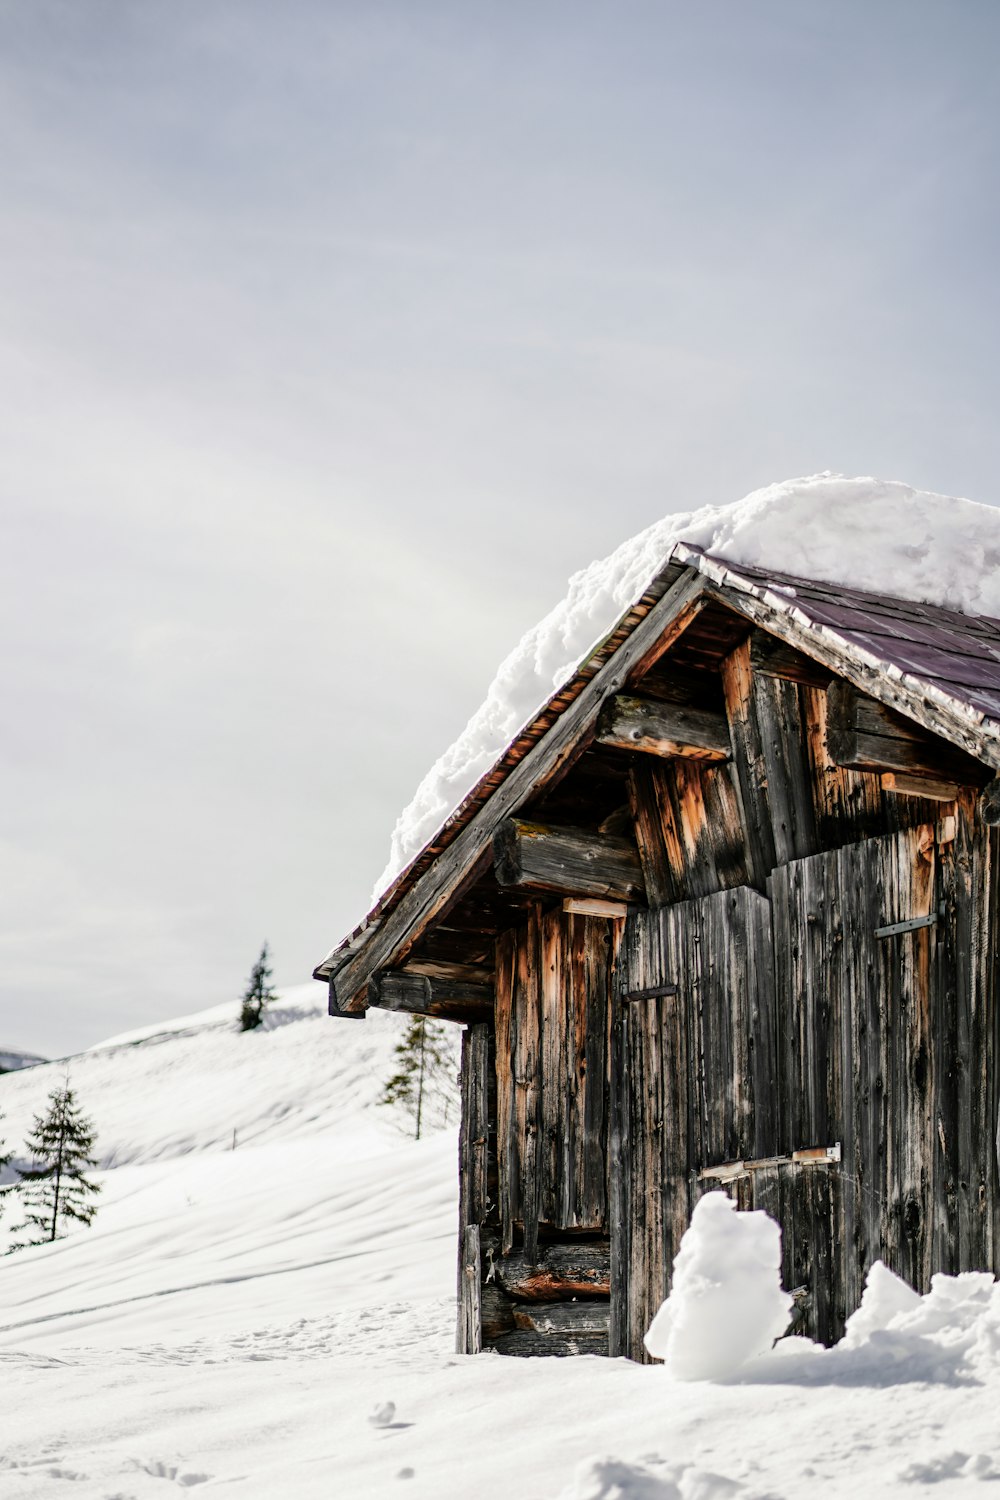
xmin=3 ymin=1 xmax=1000 ymax=1056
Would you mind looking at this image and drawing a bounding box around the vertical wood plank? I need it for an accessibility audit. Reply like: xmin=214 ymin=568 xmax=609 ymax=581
xmin=494 ymin=927 xmax=519 ymax=1255
xmin=613 ymin=885 xmax=775 ymax=1361
xmin=457 ymin=1225 xmax=482 ymax=1355
xmin=722 ymin=639 xmax=777 ymax=887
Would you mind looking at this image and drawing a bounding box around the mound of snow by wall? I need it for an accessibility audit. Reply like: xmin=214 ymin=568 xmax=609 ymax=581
xmin=376 ymin=474 xmax=1000 ymax=896
xmin=644 ymin=1192 xmax=792 ymax=1380
xmin=642 ymin=1194 xmax=1000 ymax=1393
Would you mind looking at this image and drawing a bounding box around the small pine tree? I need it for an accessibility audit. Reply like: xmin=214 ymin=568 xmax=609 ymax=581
xmin=379 ymin=1016 xmax=457 ymax=1140
xmin=10 ymin=1082 xmax=100 ymax=1248
xmin=239 ymin=942 xmax=278 ymax=1031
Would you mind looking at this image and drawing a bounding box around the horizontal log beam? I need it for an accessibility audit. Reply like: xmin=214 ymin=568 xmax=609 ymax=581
xmin=595 ymin=694 xmax=730 ymax=761
xmin=512 ymin=1300 xmax=610 ymax=1335
xmin=493 ymin=818 xmax=646 ymax=902
xmin=562 ymin=896 xmax=630 ymax=918
xmin=325 ymin=567 xmax=710 ymax=1010
xmin=495 ymin=1242 xmax=611 ymax=1300
xmin=980 ymin=778 xmax=1000 ymax=825
xmin=367 ymin=970 xmax=494 ymax=1024
xmin=826 ymin=681 xmax=987 ymax=783
xmin=881 ymin=772 xmax=959 ymax=803
xmin=488 ymin=1329 xmax=609 ymax=1358
xmin=398 ymin=957 xmax=494 ymax=986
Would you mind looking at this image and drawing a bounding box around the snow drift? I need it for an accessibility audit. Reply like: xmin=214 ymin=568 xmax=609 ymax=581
xmin=376 ymin=473 xmax=1000 ymax=897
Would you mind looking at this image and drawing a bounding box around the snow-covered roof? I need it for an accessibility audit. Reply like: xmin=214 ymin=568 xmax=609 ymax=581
xmin=316 ymin=474 xmax=1000 ymax=994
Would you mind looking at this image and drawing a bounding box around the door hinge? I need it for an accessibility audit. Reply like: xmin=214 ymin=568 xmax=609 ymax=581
xmin=874 ymin=913 xmax=937 ymax=939
xmin=620 ymin=983 xmax=679 ymax=1003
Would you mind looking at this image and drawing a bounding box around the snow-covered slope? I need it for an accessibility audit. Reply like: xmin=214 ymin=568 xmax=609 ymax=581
xmin=377 ymin=474 xmax=1000 ymax=895
xmin=0 ymin=987 xmax=456 ymax=1357
xmin=5 ymin=982 xmax=1000 ymax=1498
xmin=0 ymin=1047 xmax=45 ymax=1073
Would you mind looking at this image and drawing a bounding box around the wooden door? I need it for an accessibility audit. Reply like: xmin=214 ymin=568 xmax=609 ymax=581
xmin=609 ymin=884 xmax=777 ymax=1360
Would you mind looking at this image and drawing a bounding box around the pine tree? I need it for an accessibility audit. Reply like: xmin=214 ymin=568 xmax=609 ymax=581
xmin=379 ymin=1016 xmax=457 ymax=1140
xmin=239 ymin=942 xmax=278 ymax=1031
xmin=10 ymin=1082 xmax=100 ymax=1248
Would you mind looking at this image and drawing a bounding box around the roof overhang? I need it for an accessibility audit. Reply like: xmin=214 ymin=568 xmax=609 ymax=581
xmin=316 ymin=547 xmax=1000 ymax=1016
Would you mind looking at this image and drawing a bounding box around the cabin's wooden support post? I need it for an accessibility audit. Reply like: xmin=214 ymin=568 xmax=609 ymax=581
xmin=457 ymin=1023 xmax=495 ymax=1354
xmin=457 ymin=1225 xmax=482 ymax=1355
xmin=493 ymin=818 xmax=646 ymax=902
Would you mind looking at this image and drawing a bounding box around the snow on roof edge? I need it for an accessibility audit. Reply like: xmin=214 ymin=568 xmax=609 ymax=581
xmin=317 ymin=475 xmax=1000 ymax=975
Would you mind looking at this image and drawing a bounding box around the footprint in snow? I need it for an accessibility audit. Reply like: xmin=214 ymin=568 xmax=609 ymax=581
xmin=128 ymin=1460 xmax=211 ymax=1487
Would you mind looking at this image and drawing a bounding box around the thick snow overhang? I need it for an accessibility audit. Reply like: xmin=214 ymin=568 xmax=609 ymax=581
xmin=315 ymin=547 xmax=1000 ymax=1015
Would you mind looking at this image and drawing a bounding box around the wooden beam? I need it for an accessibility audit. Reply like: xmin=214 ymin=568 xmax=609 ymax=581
xmin=979 ymin=778 xmax=1000 ymax=825
xmin=493 ymin=818 xmax=646 ymax=902
xmin=595 ymin=694 xmax=730 ymax=761
xmin=881 ymin=772 xmax=959 ymax=803
xmin=326 ymin=567 xmax=710 ymax=1011
xmin=512 ymin=1301 xmax=610 ymax=1335
xmin=488 ymin=1329 xmax=609 ymax=1357
xmin=399 ymin=957 xmax=494 ymax=986
xmin=494 ymin=1242 xmax=611 ymax=1300
xmin=562 ymin=896 xmax=631 ymax=918
xmin=827 ymin=681 xmax=987 ymax=783
xmin=368 ymin=970 xmax=494 ymax=1024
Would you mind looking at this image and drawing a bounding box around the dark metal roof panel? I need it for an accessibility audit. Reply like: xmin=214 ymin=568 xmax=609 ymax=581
xmin=708 ymin=556 xmax=1000 ymax=720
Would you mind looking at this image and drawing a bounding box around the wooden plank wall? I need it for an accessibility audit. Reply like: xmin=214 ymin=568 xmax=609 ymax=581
xmin=765 ymin=814 xmax=998 ymax=1342
xmin=611 ymin=885 xmax=777 ymax=1361
xmin=487 ymin=629 xmax=999 ymax=1359
xmin=496 ymin=909 xmax=621 ymax=1259
xmin=613 ymin=817 xmax=1000 ymax=1355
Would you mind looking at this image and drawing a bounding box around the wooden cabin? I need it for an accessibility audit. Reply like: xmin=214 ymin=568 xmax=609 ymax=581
xmin=315 ymin=544 xmax=1000 ymax=1360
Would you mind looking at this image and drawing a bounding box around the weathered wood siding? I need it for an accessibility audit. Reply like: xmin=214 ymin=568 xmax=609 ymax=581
xmin=495 ymin=909 xmax=620 ymax=1259
xmin=456 ymin=1023 xmax=498 ymax=1353
xmin=611 ymin=819 xmax=1000 ymax=1357
xmin=611 ymin=885 xmax=777 ymax=1360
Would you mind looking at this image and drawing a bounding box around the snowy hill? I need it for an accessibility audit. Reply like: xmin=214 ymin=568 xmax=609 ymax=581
xmin=4 ymin=984 xmax=1000 ymax=1498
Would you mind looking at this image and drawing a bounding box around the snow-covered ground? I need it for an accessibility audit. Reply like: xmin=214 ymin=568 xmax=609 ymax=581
xmin=3 ymin=986 xmax=1000 ymax=1499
